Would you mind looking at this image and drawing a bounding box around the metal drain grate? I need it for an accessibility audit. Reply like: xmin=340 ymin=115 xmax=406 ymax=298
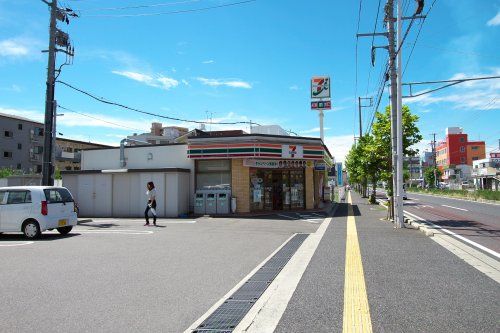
xmin=193 ymin=233 xmax=309 ymax=332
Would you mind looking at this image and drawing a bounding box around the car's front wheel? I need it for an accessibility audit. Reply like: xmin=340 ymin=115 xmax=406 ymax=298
xmin=57 ymin=226 xmax=73 ymax=235
xmin=23 ymin=220 xmax=41 ymax=239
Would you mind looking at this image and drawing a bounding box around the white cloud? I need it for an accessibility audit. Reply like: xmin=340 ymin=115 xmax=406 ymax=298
xmin=406 ymin=68 xmax=500 ymax=111
xmin=0 ymin=37 xmax=42 ymax=59
xmin=487 ymin=12 xmax=500 ymax=26
xmin=196 ymin=77 xmax=252 ymax=89
xmin=181 ymin=79 xmax=190 ymax=86
xmin=300 ymin=127 xmax=330 ymax=134
xmin=289 ymin=85 xmax=299 ymax=90
xmin=323 ymin=135 xmax=355 ymax=163
xmin=112 ymin=70 xmax=179 ymax=90
xmin=202 ymin=60 xmax=215 ymax=64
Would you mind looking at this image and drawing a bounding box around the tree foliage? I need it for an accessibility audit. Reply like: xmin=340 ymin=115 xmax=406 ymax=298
xmin=345 ymin=105 xmax=423 ymax=209
xmin=424 ymin=167 xmax=442 ymax=188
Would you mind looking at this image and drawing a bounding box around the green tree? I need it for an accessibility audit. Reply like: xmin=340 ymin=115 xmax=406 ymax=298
xmin=424 ymin=167 xmax=442 ymax=188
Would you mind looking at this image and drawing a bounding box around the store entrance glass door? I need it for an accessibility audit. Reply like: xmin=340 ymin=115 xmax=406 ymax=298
xmin=272 ymin=171 xmax=283 ymax=210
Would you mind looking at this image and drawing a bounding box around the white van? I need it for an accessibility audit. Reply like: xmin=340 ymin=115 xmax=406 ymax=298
xmin=0 ymin=186 xmax=78 ymax=239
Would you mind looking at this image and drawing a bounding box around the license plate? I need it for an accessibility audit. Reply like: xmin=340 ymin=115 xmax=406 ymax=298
xmin=58 ymin=219 xmax=67 ymax=227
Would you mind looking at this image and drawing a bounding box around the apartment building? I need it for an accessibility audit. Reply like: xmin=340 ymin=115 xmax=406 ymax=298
xmin=0 ymin=112 xmax=45 ymax=173
xmin=55 ymin=137 xmax=113 ymax=171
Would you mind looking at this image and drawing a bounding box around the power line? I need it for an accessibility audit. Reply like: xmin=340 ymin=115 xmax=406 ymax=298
xmin=76 ymin=0 xmax=203 ymax=12
xmin=57 ymin=105 xmax=144 ymax=131
xmin=403 ymin=0 xmax=439 ymax=75
xmin=81 ymin=0 xmax=257 ymax=18
xmin=56 ymin=80 xmax=262 ymax=126
xmin=354 ymin=0 xmax=363 ymax=139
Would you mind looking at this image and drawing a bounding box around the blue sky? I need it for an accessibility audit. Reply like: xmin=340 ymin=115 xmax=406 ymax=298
xmin=0 ymin=0 xmax=499 ymax=161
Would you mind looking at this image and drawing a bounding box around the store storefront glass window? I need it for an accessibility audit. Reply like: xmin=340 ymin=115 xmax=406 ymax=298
xmin=196 ymin=160 xmax=231 ymax=190
xmin=249 ymin=168 xmax=305 ymax=211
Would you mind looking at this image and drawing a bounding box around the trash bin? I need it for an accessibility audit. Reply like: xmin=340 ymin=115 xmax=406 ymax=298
xmin=205 ymin=193 xmax=217 ymax=214
xmin=194 ymin=193 xmax=205 ymax=215
xmin=216 ymin=192 xmax=230 ymax=214
xmin=231 ymin=197 xmax=237 ymax=213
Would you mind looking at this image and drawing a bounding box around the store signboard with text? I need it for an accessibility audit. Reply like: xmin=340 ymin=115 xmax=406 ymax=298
xmin=244 ymin=159 xmax=313 ymax=169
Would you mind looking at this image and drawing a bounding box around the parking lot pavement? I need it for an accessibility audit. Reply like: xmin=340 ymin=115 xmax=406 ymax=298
xmin=0 ymin=214 xmax=320 ymax=333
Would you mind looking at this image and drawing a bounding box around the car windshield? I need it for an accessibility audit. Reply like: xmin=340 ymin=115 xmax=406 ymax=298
xmin=43 ymin=188 xmax=74 ymax=203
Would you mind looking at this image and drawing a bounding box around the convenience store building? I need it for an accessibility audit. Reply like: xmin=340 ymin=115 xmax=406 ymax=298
xmin=188 ymin=132 xmax=333 ymax=213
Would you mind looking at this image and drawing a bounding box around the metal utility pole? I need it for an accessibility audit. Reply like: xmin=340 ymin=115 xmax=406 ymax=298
xmin=42 ymin=0 xmax=58 ymax=186
xmin=358 ymin=97 xmax=373 ymax=138
xmin=386 ymin=0 xmax=399 ymax=223
xmin=319 ymin=110 xmax=324 ymax=141
xmin=395 ymin=0 xmax=404 ymax=228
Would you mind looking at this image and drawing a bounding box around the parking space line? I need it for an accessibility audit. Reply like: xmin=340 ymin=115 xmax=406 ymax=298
xmin=0 ymin=241 xmax=34 ymax=247
xmin=343 ymin=191 xmax=373 ymax=333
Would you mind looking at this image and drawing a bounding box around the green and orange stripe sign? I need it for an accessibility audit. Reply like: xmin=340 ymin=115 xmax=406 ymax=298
xmin=187 ymin=143 xmax=325 ymax=160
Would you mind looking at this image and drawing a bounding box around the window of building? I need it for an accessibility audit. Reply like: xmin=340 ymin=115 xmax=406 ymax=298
xmin=460 ymin=137 xmax=465 ymax=143
xmin=472 ymin=157 xmax=479 ymax=161
xmin=471 ymin=146 xmax=478 ymax=150
xmin=35 ymin=165 xmax=42 ymax=173
xmin=18 ymin=124 xmax=23 ymax=130
xmin=17 ymin=143 xmax=22 ymax=150
xmin=74 ymin=167 xmax=80 ymax=170
xmin=34 ymin=146 xmax=43 ymax=154
xmin=65 ymin=166 xmax=72 ymax=171
xmin=3 ymin=151 xmax=13 ymax=158
xmin=16 ymin=163 xmax=22 ymax=169
xmin=460 ymin=146 xmax=465 ymax=153
xmin=4 ymin=130 xmax=13 ymax=138
xmin=196 ymin=160 xmax=231 ymax=190
xmin=34 ymin=127 xmax=44 ymax=136
xmin=461 ymin=157 xmax=466 ymax=163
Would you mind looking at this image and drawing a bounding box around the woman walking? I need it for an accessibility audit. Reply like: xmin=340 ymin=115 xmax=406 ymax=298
xmin=144 ymin=181 xmax=157 ymax=226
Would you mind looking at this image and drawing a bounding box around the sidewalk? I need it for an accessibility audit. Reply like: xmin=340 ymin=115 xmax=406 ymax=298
xmin=275 ymin=191 xmax=499 ymax=333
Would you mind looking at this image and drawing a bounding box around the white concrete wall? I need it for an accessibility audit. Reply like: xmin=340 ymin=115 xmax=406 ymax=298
xmin=81 ymin=144 xmax=195 ymax=209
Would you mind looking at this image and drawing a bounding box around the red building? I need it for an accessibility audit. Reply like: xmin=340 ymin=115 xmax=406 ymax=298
xmin=436 ymin=127 xmax=485 ymax=169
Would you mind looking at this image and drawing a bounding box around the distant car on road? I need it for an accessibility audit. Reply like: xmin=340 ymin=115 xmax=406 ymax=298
xmin=0 ymin=186 xmax=78 ymax=239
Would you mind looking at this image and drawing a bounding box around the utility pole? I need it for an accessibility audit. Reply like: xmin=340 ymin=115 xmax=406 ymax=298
xmin=395 ymin=0 xmax=404 ymax=228
xmin=358 ymin=97 xmax=373 ymax=138
xmin=319 ymin=110 xmax=324 ymax=142
xmin=41 ymin=0 xmax=58 ymax=186
xmin=385 ymin=0 xmax=399 ymax=223
xmin=41 ymin=0 xmax=76 ymax=185
xmin=431 ymin=133 xmax=437 ymax=187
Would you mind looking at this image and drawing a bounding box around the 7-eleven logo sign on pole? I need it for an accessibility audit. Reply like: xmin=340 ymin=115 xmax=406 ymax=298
xmin=311 ymin=76 xmax=330 ymax=99
xmin=282 ymin=145 xmax=303 ymax=158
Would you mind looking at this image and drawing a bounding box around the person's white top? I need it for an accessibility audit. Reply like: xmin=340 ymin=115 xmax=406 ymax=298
xmin=146 ymin=188 xmax=156 ymax=201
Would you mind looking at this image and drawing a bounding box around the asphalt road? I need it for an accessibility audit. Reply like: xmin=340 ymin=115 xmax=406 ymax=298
xmin=375 ymin=189 xmax=500 ymax=255
xmin=0 ymin=213 xmax=321 ymax=333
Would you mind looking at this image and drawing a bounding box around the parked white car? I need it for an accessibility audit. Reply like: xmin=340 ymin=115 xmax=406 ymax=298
xmin=0 ymin=186 xmax=78 ymax=239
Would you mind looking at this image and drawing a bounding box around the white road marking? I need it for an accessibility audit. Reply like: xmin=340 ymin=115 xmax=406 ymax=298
xmin=235 ymin=217 xmax=333 ymax=333
xmin=410 ymin=192 xmax=500 ymax=206
xmin=75 ymin=229 xmax=153 ymax=235
xmin=404 ymin=211 xmax=500 ymax=259
xmin=404 ymin=210 xmax=500 ymax=283
xmin=276 ymin=214 xmax=295 ymax=220
xmin=441 ymin=204 xmax=468 ymax=212
xmin=184 ymin=233 xmax=299 ymax=333
xmin=0 ymin=241 xmax=34 ymax=247
xmin=420 ymin=205 xmax=434 ymax=209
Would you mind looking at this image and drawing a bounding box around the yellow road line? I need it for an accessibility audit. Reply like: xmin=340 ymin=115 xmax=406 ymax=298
xmin=343 ymin=191 xmax=373 ymax=333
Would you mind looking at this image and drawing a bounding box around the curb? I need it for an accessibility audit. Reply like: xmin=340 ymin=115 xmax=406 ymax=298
xmin=373 ymin=197 xmax=436 ymax=237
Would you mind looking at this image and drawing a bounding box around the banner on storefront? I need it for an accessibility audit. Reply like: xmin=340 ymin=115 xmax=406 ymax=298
xmin=311 ymin=76 xmax=330 ymax=99
xmin=244 ymin=159 xmax=313 ymax=169
xmin=315 ymin=162 xmax=326 ymax=171
xmin=281 ymin=145 xmax=303 ymax=159
xmin=336 ymin=162 xmax=343 ymax=186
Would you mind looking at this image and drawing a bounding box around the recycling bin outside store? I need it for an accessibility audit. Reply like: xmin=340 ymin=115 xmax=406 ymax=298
xmin=216 ymin=192 xmax=230 ymax=214
xmin=194 ymin=193 xmax=205 ymax=215
xmin=205 ymin=193 xmax=217 ymax=214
